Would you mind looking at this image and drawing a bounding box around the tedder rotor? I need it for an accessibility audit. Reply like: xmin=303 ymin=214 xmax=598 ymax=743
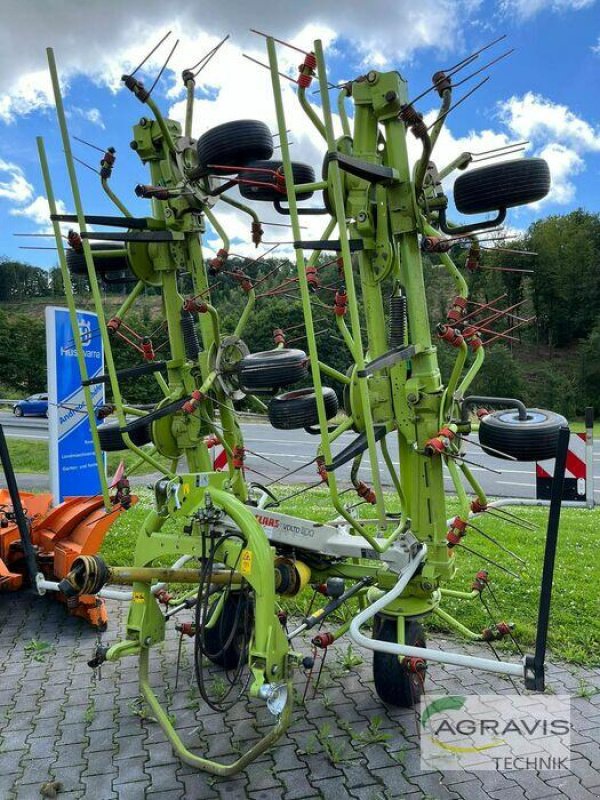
xmin=40 ymin=30 xmax=569 ymax=775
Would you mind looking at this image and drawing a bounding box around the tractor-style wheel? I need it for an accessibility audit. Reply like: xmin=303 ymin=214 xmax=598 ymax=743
xmin=202 ymin=591 xmax=252 ymax=669
xmin=238 ymin=160 xmax=315 ymax=202
xmin=454 ymin=157 xmax=550 ymax=214
xmin=196 ymin=120 xmax=274 ymax=174
xmin=372 ymin=616 xmax=426 ymax=708
xmin=268 ymin=387 xmax=338 ymax=430
xmin=478 ymin=407 xmax=566 ymax=462
xmin=97 ymin=421 xmax=152 ymax=452
xmin=238 ymin=348 xmax=308 ymax=392
xmin=66 ymin=244 xmax=130 ymax=276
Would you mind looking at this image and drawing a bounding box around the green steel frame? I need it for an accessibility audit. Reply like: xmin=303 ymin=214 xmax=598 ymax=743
xmin=40 ymin=35 xmax=524 ymax=774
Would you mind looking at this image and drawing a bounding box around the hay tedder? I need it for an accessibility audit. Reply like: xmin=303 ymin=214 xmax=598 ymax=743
xmin=33 ymin=31 xmax=571 ymax=774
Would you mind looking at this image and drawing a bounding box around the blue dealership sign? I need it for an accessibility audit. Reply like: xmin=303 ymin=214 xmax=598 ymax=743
xmin=46 ymin=306 xmax=105 ymax=503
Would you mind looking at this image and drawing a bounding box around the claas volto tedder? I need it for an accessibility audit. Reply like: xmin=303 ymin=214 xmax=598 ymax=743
xmin=38 ymin=29 xmax=569 ymax=774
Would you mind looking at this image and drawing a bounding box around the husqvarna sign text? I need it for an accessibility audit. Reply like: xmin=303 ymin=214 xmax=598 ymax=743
xmin=46 ymin=306 xmax=105 ymax=502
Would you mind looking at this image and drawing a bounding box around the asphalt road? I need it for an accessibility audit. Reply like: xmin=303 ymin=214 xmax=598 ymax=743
xmin=1 ymin=411 xmax=598 ymax=500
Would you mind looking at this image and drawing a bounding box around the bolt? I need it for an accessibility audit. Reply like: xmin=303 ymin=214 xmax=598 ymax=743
xmin=130 ymin=140 xmax=139 ymax=151
xmin=407 ymin=392 xmax=419 ymax=404
xmin=357 ymin=211 xmax=368 ymax=223
xmin=144 ymin=637 xmax=152 ymax=646
xmin=271 ymin=665 xmax=278 ymax=675
xmin=164 ymin=208 xmax=172 ymax=217
xmin=367 ymin=71 xmax=378 ymax=83
xmin=140 ymin=117 xmax=148 ymax=127
xmin=385 ymin=90 xmax=397 ymax=103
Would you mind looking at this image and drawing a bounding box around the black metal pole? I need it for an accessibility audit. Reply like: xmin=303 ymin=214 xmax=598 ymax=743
xmin=0 ymin=424 xmax=40 ymax=592
xmin=525 ymin=425 xmax=570 ymax=690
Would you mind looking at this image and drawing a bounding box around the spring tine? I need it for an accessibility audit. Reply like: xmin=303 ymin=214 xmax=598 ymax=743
xmin=462 ymin=294 xmax=508 ymax=322
xmin=257 ymin=220 xmax=305 ymax=229
xmin=454 ymin=542 xmax=521 ymax=579
xmin=484 ymin=508 xmax=537 ymax=531
xmin=479 ymin=265 xmax=534 ymax=274
xmin=483 ymin=582 xmax=503 ymax=612
xmin=472 ymin=146 xmax=527 ymax=163
xmin=463 ymin=436 xmax=517 ymax=461
xmin=175 ymin=633 xmax=183 ymax=690
xmin=475 ymin=299 xmax=528 ymax=328
xmin=452 ymin=48 xmax=514 ymax=89
xmin=72 ymin=135 xmax=106 ymax=154
xmin=484 ymin=316 xmax=535 ymax=346
xmin=147 ymin=39 xmax=179 ymax=99
xmin=244 ymin=448 xmax=287 ymax=470
xmin=19 ymin=246 xmax=58 ymax=250
xmin=72 ymin=155 xmax=100 ymax=175
xmin=470 ymin=140 xmax=529 ymax=158
xmin=443 ymin=33 xmax=508 ymax=74
xmin=265 ymin=457 xmax=317 ymax=487
xmin=14 ymin=232 xmax=67 ymax=238
xmin=277 ymin=480 xmax=325 ymax=503
xmin=242 ymin=54 xmax=298 ymax=84
xmin=130 ymin=31 xmax=172 ymax=77
xmin=444 ymin=451 xmax=502 ymax=475
xmin=427 ymin=77 xmax=490 ymax=131
xmin=188 ymin=34 xmax=230 ymax=76
xmin=250 ymin=28 xmax=310 ymax=56
xmin=312 ymin=647 xmax=329 ymax=696
xmin=471 ymin=325 xmax=519 ymax=342
xmin=466 ymin=521 xmax=527 ymax=565
xmin=489 ymin=505 xmax=538 ymax=528
xmin=407 ymin=33 xmax=507 ymax=107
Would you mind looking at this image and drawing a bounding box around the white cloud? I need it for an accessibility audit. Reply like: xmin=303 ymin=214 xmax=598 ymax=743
xmin=500 ymin=0 xmax=596 ymax=18
xmin=0 ymin=158 xmax=33 ymax=202
xmin=9 ymin=194 xmax=70 ymax=237
xmin=533 ymin=143 xmax=584 ymax=205
xmin=592 ymin=36 xmax=600 ymax=55
xmin=0 ymin=69 xmax=57 ymax=124
xmin=71 ymin=107 xmax=105 ymax=129
xmin=500 ymin=92 xmax=600 ymax=152
xmin=0 ymin=1 xmax=476 ymax=122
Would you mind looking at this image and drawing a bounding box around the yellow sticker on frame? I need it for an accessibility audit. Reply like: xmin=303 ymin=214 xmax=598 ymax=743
xmin=240 ymin=549 xmax=253 ymax=575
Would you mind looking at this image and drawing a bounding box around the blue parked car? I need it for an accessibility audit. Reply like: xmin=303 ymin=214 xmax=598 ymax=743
xmin=13 ymin=393 xmax=49 ymax=418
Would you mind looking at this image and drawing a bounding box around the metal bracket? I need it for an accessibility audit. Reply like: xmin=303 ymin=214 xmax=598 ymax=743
xmin=358 ymin=345 xmax=416 ymax=377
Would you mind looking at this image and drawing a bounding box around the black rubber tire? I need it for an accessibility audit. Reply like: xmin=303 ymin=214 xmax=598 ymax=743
xmin=202 ymin=592 xmax=252 ymax=669
xmin=238 ymin=160 xmax=315 ymax=202
xmin=97 ymin=421 xmax=152 ymax=452
xmin=454 ymin=158 xmax=550 ymax=214
xmin=196 ymin=120 xmax=274 ymax=174
xmin=268 ymin=387 xmax=338 ymax=430
xmin=66 ymin=244 xmax=129 ymax=276
xmin=478 ymin=407 xmax=566 ymax=462
xmin=13 ymin=406 xmax=23 ymax=417
xmin=238 ymin=349 xmax=308 ymax=392
xmin=372 ymin=616 xmax=426 ymax=708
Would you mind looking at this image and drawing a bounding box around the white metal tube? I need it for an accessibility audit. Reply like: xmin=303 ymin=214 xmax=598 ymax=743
xmin=349 ymin=546 xmax=524 ymax=678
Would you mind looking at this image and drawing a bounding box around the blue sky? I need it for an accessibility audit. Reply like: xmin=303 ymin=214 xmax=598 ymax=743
xmin=0 ymin=0 xmax=598 ymax=269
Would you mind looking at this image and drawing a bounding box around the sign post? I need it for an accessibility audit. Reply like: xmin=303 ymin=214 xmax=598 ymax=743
xmin=46 ymin=306 xmax=106 ymax=503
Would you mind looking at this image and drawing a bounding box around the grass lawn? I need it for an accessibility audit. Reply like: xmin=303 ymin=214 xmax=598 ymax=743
xmin=102 ymin=486 xmax=600 ymax=668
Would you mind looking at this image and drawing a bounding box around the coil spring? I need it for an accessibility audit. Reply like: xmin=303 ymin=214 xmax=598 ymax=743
xmin=389 ymin=295 xmax=407 ymax=348
xmin=181 ymin=310 xmax=201 ymax=360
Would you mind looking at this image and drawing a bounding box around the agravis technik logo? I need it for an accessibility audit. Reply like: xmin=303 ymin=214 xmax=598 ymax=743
xmin=419 ymin=694 xmax=571 ymax=771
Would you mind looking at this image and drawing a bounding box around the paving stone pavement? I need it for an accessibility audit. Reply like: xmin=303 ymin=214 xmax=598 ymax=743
xmin=0 ymin=592 xmax=599 ymax=800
